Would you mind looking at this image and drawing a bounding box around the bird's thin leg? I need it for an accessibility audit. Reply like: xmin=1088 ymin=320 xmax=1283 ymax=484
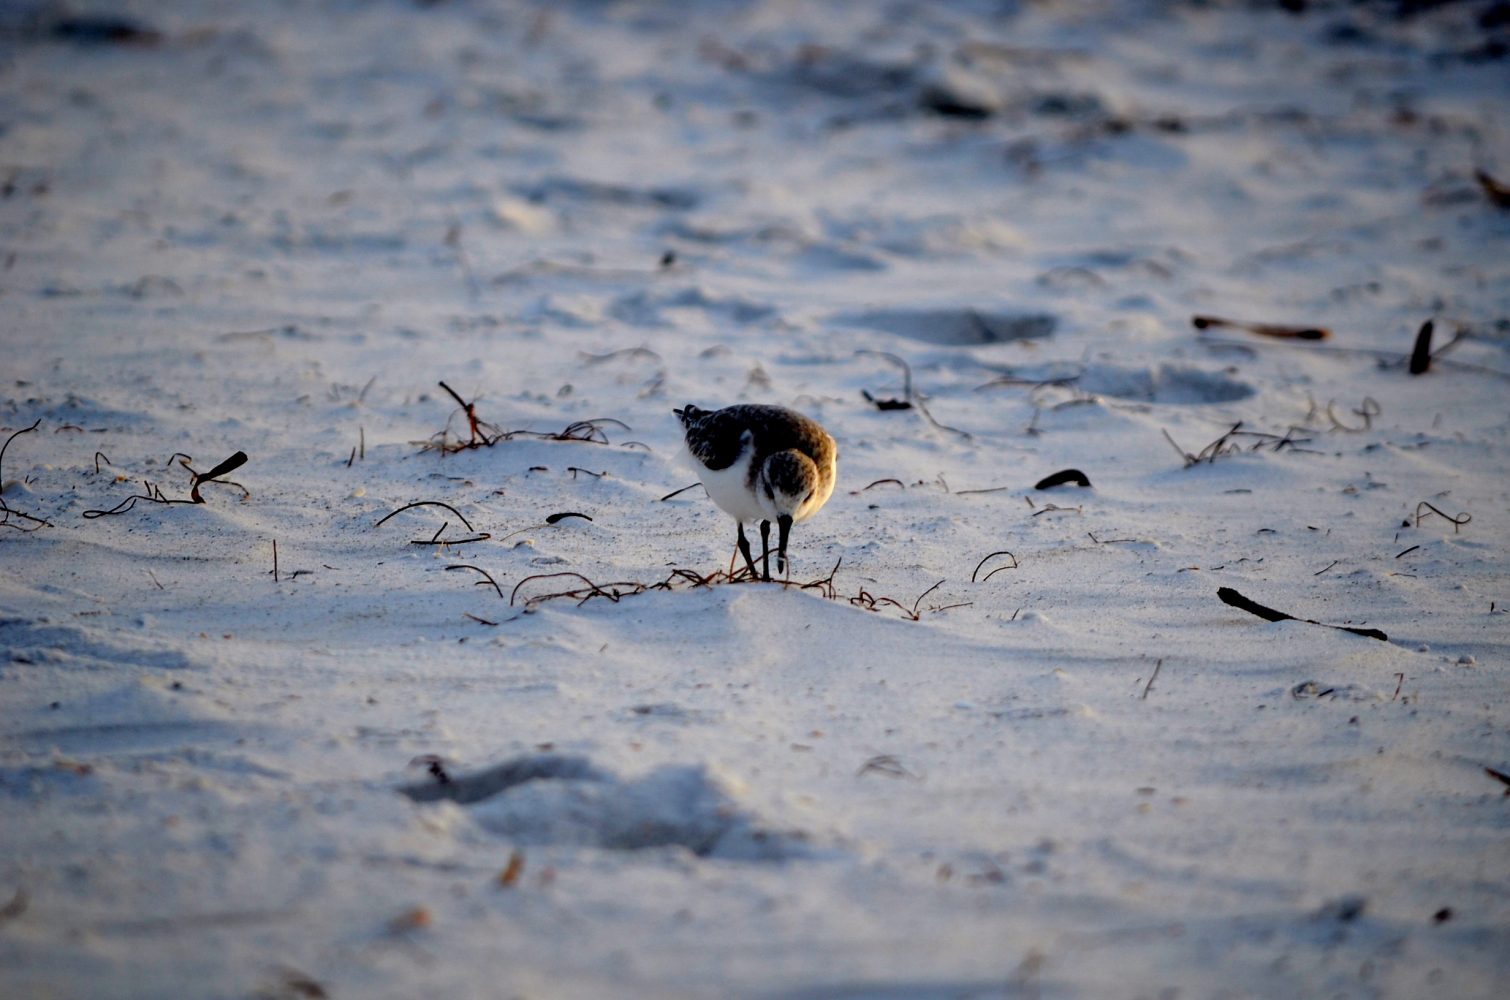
xmin=777 ymin=514 xmax=792 ymax=578
xmin=735 ymin=522 xmax=759 ymax=580
xmin=759 ymin=520 xmax=772 ymax=582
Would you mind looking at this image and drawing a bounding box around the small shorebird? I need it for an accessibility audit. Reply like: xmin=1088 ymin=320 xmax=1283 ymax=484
xmin=674 ymin=403 xmax=837 ymax=581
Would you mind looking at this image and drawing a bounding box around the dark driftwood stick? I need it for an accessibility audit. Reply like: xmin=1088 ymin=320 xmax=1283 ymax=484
xmin=1034 ymin=469 xmax=1091 ymax=489
xmin=1192 ymin=314 xmax=1329 ymax=341
xmin=1217 ymin=586 xmax=1387 ymax=642
xmin=1408 ymin=320 xmax=1434 ymax=375
xmin=659 ymin=482 xmax=702 ymax=502
xmin=190 ymin=451 xmax=248 ymax=503
xmin=1476 ymin=170 xmax=1510 ymax=210
xmin=861 ymin=389 xmax=912 ymax=411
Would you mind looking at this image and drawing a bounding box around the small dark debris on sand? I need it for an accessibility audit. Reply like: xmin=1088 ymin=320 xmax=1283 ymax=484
xmin=1218 ymin=586 xmax=1387 ymax=642
xmin=1034 ymin=469 xmax=1091 ymax=490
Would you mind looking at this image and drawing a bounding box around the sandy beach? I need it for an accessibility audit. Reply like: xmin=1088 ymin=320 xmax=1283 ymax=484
xmin=2 ymin=1 xmax=1508 ymax=997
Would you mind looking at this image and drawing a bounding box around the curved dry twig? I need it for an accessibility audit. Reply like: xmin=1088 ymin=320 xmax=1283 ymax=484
xmin=375 ymin=501 xmax=476 ymax=532
xmin=511 ymin=571 xmax=618 ymax=606
xmin=1414 ymin=500 xmax=1470 ymax=533
xmin=971 ymin=551 xmax=1018 ymax=583
xmin=411 ymin=532 xmax=491 ymax=547
xmin=81 ymin=489 xmax=197 ymax=520
xmin=81 ymin=450 xmax=249 ymax=519
xmin=555 ymin=418 xmax=631 ymax=444
xmin=0 ymin=420 xmax=51 ymax=530
xmin=909 ymin=580 xmax=945 ymax=619
xmin=445 ymin=564 xmax=504 ymax=599
xmin=856 ymin=349 xmax=914 ymax=399
xmin=1325 ymin=397 xmax=1381 ymax=433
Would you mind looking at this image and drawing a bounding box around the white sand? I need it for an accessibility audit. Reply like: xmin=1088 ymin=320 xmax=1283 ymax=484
xmin=2 ymin=1 xmax=1508 ymax=997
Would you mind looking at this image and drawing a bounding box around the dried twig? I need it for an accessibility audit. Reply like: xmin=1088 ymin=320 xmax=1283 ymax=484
xmin=410 ymin=529 xmax=492 ymax=547
xmin=375 ymin=501 xmax=476 ymax=532
xmin=974 ymin=373 xmax=1081 ymax=392
xmin=82 ymin=486 xmax=195 ymax=519
xmin=1201 ymin=331 xmax=1508 ymax=379
xmin=972 ymin=551 xmax=1018 ymax=583
xmin=1192 ymin=314 xmax=1328 ymax=340
xmin=915 ymin=400 xmax=971 ymax=440
xmin=498 ymin=511 xmax=594 ymax=543
xmin=549 ymin=418 xmax=630 ymax=444
xmin=497 ymin=556 xmax=943 ymax=622
xmin=429 ymin=380 xmax=500 ymax=451
xmin=0 ymin=420 xmax=51 ymax=530
xmin=854 ymin=580 xmax=947 ymax=621
xmin=660 ymin=482 xmax=703 ymax=502
xmin=1163 ymin=423 xmax=1244 ymax=467
xmin=851 ymin=478 xmax=905 ymax=495
xmin=857 ymin=349 xmax=970 ymax=439
xmin=82 ymin=449 xmax=249 ymax=519
xmin=183 ymin=452 xmax=249 ymax=503
xmin=1140 ymin=659 xmax=1163 ymax=700
xmin=796 ymin=558 xmax=843 ymax=600
xmin=510 ymin=571 xmax=645 ymax=607
xmin=446 ymin=564 xmax=504 ymax=599
xmin=909 ymin=580 xmax=945 ymax=618
xmin=861 ymin=390 xmax=911 ymax=411
xmin=1475 ymin=169 xmax=1510 ymax=210
xmin=857 ymin=754 xmax=918 ymax=780
xmin=1324 ymin=398 xmax=1380 ymax=433
xmin=857 ymin=349 xmax=913 ymax=399
xmin=346 ymin=426 xmax=366 ymax=468
xmin=423 ymin=385 xmax=632 ymax=453
xmin=1414 ymin=501 xmax=1470 ymax=533
xmin=1217 ymin=586 xmax=1387 ymax=641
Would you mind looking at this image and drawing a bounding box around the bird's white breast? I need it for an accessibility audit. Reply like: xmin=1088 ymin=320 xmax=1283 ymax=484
xmin=695 ymin=444 xmax=765 ymax=523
